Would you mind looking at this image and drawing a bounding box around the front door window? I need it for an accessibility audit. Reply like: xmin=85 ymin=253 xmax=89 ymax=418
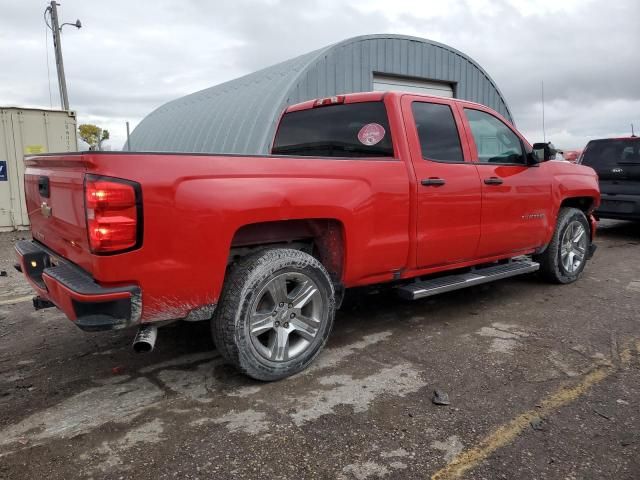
xmin=464 ymin=109 xmax=525 ymax=165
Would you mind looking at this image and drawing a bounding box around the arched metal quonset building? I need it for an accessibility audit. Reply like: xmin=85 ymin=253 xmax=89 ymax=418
xmin=129 ymin=34 xmax=513 ymax=154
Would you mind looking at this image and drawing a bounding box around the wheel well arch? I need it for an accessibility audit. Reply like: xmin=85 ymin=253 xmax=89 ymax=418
xmin=228 ymin=219 xmax=345 ymax=283
xmin=558 ymin=196 xmax=597 ymax=241
xmin=559 ymin=196 xmax=595 ymax=214
xmin=538 ymin=196 xmax=596 ymax=255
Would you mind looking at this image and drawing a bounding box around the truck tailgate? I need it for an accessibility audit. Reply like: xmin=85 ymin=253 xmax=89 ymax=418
xmin=24 ymin=154 xmax=92 ymax=272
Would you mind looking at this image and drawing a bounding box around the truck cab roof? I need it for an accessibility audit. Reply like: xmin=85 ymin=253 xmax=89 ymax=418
xmin=285 ymin=91 xmax=504 ymax=117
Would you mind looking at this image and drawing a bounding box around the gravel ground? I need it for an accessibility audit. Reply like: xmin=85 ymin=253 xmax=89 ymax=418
xmin=0 ymin=220 xmax=638 ymax=480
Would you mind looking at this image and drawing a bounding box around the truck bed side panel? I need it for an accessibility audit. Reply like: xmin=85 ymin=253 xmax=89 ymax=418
xmin=25 ymin=152 xmax=411 ymax=323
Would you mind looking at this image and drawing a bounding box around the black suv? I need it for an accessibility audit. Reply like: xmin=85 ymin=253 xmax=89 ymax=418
xmin=580 ymin=137 xmax=640 ymax=221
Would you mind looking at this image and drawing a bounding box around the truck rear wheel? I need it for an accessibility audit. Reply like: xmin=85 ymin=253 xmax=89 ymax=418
xmin=212 ymin=248 xmax=335 ymax=381
xmin=534 ymin=207 xmax=591 ymax=284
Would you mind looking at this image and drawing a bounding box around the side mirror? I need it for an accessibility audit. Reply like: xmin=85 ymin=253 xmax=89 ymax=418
xmin=532 ymin=142 xmax=557 ymax=161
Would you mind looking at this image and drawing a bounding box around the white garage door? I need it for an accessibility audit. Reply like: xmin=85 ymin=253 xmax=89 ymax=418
xmin=372 ymin=74 xmax=453 ymax=98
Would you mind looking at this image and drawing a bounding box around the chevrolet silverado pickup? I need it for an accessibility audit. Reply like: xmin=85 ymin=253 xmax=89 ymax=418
xmin=15 ymin=92 xmax=600 ymax=380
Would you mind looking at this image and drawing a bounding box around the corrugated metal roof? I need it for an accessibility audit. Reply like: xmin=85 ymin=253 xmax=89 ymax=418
xmin=129 ymin=34 xmax=513 ymax=154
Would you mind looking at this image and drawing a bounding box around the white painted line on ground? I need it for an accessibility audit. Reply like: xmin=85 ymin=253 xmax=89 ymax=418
xmin=625 ymin=280 xmax=640 ymax=293
xmin=0 ymin=295 xmax=32 ymax=306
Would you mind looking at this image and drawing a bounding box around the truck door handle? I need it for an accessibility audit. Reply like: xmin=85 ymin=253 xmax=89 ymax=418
xmin=484 ymin=177 xmax=504 ymax=185
xmin=421 ymin=177 xmax=446 ymax=186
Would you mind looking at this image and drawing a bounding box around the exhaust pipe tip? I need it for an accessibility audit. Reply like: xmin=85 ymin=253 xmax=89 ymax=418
xmin=132 ymin=325 xmax=157 ymax=353
xmin=133 ymin=341 xmax=154 ymax=353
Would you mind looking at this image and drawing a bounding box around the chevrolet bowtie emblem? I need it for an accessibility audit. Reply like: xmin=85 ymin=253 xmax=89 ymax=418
xmin=41 ymin=201 xmax=52 ymax=218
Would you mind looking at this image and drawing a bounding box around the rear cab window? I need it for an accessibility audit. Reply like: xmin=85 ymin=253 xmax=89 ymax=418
xmin=272 ymin=102 xmax=394 ymax=158
xmin=581 ymin=139 xmax=640 ymax=179
xmin=411 ymin=102 xmax=464 ymax=163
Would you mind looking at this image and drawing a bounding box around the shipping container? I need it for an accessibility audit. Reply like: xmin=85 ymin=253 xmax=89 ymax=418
xmin=0 ymin=108 xmax=77 ymax=230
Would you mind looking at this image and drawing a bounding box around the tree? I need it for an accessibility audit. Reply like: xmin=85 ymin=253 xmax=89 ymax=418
xmin=78 ymin=124 xmax=110 ymax=151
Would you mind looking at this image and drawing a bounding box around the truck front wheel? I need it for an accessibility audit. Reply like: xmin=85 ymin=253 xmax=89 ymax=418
xmin=212 ymin=248 xmax=335 ymax=381
xmin=534 ymin=207 xmax=591 ymax=284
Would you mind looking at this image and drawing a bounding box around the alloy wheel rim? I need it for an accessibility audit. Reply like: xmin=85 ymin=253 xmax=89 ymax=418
xmin=560 ymin=221 xmax=587 ymax=273
xmin=249 ymin=272 xmax=323 ymax=362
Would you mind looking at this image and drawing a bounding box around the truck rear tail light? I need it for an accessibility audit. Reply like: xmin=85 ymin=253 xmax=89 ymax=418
xmin=85 ymin=175 xmax=142 ymax=254
xmin=313 ymin=95 xmax=345 ymax=107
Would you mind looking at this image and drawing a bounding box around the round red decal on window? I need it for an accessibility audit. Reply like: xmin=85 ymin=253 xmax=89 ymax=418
xmin=357 ymin=123 xmax=386 ymax=146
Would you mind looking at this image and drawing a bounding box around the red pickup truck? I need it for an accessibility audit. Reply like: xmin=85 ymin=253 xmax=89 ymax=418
xmin=16 ymin=92 xmax=599 ymax=380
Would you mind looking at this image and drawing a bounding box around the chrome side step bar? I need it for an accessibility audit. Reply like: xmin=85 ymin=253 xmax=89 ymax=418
xmin=397 ymin=260 xmax=540 ymax=300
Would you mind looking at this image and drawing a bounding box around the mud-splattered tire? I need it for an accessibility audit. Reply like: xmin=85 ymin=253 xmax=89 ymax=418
xmin=212 ymin=248 xmax=335 ymax=381
xmin=534 ymin=207 xmax=591 ymax=284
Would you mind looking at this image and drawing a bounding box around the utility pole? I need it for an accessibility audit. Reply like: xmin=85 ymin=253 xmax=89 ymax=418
xmin=45 ymin=2 xmax=81 ymax=111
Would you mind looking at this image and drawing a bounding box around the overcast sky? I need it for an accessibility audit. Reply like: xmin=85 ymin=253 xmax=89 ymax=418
xmin=1 ymin=0 xmax=638 ymax=150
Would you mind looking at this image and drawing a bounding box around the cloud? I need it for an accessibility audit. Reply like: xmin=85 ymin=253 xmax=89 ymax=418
xmin=0 ymin=0 xmax=637 ymax=149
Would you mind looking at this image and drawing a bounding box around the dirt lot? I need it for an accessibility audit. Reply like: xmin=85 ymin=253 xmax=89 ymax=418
xmin=0 ymin=221 xmax=638 ymax=480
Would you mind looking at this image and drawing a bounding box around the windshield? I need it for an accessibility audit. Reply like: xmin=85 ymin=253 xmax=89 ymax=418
xmin=272 ymin=102 xmax=394 ymax=157
xmin=581 ymin=139 xmax=640 ymax=178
